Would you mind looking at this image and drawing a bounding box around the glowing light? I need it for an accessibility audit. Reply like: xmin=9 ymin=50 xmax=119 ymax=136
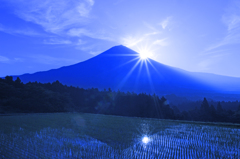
xmin=116 ymin=43 xmax=158 ymax=92
xmin=137 ymin=45 xmax=154 ymax=60
xmin=139 ymin=49 xmax=150 ymax=59
xmin=122 ymin=36 xmax=144 ymax=47
xmin=142 ymin=136 xmax=150 ymax=144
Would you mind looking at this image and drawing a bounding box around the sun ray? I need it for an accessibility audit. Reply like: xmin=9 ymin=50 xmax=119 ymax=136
xmin=115 ymin=56 xmax=140 ymax=69
xmin=109 ymin=45 xmax=164 ymax=119
xmin=144 ymin=60 xmax=154 ymax=92
xmin=106 ymin=54 xmax=139 ymax=57
xmin=134 ymin=60 xmax=144 ymax=90
xmin=137 ymin=60 xmax=144 ymax=78
xmin=146 ymin=59 xmax=165 ymax=79
xmin=113 ymin=43 xmax=160 ymax=94
xmin=147 ymin=59 xmax=168 ymax=86
xmin=118 ymin=58 xmax=142 ymax=89
xmin=144 ymin=59 xmax=163 ymax=118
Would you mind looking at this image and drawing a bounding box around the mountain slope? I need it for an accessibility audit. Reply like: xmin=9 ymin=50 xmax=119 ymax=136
xmin=13 ymin=45 xmax=240 ymax=96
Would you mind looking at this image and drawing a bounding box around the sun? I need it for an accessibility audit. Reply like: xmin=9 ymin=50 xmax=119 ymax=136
xmin=136 ymin=45 xmax=154 ymax=60
xmin=139 ymin=49 xmax=151 ymax=60
xmin=139 ymin=51 xmax=149 ymax=59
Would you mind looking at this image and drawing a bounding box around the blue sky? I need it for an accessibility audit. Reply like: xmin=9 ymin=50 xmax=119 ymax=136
xmin=1 ymin=0 xmax=240 ymax=77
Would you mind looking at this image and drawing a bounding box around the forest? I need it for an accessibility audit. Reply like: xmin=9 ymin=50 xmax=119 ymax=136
xmin=0 ymin=76 xmax=239 ymax=123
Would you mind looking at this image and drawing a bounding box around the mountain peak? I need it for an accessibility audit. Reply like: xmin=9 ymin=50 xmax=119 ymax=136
xmin=102 ymin=45 xmax=139 ymax=55
xmin=112 ymin=45 xmax=129 ymax=49
xmin=13 ymin=45 xmax=240 ymax=98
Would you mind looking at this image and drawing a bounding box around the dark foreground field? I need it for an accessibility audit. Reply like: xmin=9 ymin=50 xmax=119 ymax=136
xmin=0 ymin=113 xmax=239 ymax=158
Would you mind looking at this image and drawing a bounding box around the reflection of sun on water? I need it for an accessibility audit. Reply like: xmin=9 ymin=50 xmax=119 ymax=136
xmin=142 ymin=136 xmax=150 ymax=144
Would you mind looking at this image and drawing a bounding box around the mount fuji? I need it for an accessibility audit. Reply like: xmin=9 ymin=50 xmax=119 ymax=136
xmin=12 ymin=45 xmax=240 ymax=98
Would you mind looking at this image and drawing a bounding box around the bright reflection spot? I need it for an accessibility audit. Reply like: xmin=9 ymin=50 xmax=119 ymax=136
xmin=142 ymin=136 xmax=150 ymax=144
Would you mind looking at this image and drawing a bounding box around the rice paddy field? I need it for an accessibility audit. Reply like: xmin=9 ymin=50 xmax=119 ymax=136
xmin=0 ymin=113 xmax=239 ymax=158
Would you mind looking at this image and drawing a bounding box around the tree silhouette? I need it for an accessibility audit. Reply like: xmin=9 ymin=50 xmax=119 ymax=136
xmin=1 ymin=76 xmax=240 ymax=123
xmin=217 ymin=102 xmax=223 ymax=114
xmin=237 ymin=105 xmax=240 ymax=112
xmin=200 ymin=98 xmax=209 ymax=112
xmin=14 ymin=77 xmax=23 ymax=88
xmin=5 ymin=76 xmax=13 ymax=85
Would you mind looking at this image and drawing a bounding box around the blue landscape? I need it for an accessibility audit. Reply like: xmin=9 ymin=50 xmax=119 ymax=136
xmin=0 ymin=0 xmax=240 ymax=158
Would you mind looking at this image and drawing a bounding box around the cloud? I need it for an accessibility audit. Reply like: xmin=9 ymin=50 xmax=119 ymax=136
xmin=2 ymin=0 xmax=170 ymax=56
xmin=6 ymin=0 xmax=94 ymax=34
xmin=198 ymin=59 xmax=212 ymax=71
xmin=224 ymin=14 xmax=240 ymax=31
xmin=14 ymin=29 xmax=44 ymax=36
xmin=121 ymin=29 xmax=169 ymax=50
xmin=77 ymin=3 xmax=93 ymax=17
xmin=86 ymin=0 xmax=94 ymax=6
xmin=113 ymin=0 xmax=127 ymax=5
xmin=75 ymin=44 xmax=97 ymax=52
xmin=198 ymin=53 xmax=229 ymax=71
xmin=144 ymin=22 xmax=159 ymax=32
xmin=199 ymin=49 xmax=227 ymax=56
xmin=67 ymin=28 xmax=92 ymax=37
xmin=159 ymin=17 xmax=172 ymax=29
xmin=121 ymin=36 xmax=144 ymax=47
xmin=206 ymin=1 xmax=240 ymax=51
xmin=29 ymin=54 xmax=78 ymax=65
xmin=89 ymin=50 xmax=102 ymax=55
xmin=0 ymin=56 xmax=10 ymax=63
xmin=145 ymin=32 xmax=161 ymax=36
xmin=121 ymin=27 xmax=164 ymax=48
xmin=2 ymin=0 xmax=105 ymax=53
xmin=13 ymin=58 xmax=24 ymax=62
xmin=0 ymin=56 xmax=24 ymax=63
xmin=153 ymin=38 xmax=168 ymax=46
xmin=43 ymin=38 xmax=72 ymax=45
xmin=67 ymin=28 xmax=113 ymax=41
xmin=76 ymin=39 xmax=86 ymax=45
xmin=0 ymin=24 xmax=43 ymax=37
xmin=143 ymin=22 xmax=162 ymax=36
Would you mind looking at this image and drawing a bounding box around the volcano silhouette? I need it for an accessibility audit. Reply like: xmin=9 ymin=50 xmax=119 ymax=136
xmin=14 ymin=45 xmax=240 ymax=96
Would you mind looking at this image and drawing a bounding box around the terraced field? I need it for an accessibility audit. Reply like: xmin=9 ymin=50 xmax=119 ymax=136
xmin=0 ymin=113 xmax=239 ymax=158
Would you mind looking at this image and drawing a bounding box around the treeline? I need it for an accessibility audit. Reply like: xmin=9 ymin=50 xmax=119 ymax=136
xmin=0 ymin=76 xmax=239 ymax=123
xmin=166 ymin=94 xmax=240 ymax=111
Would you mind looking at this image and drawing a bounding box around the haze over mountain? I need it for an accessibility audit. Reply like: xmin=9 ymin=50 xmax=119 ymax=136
xmin=11 ymin=45 xmax=240 ymax=99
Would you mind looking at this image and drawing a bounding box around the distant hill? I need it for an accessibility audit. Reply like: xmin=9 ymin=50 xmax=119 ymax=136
xmin=12 ymin=45 xmax=240 ymax=100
